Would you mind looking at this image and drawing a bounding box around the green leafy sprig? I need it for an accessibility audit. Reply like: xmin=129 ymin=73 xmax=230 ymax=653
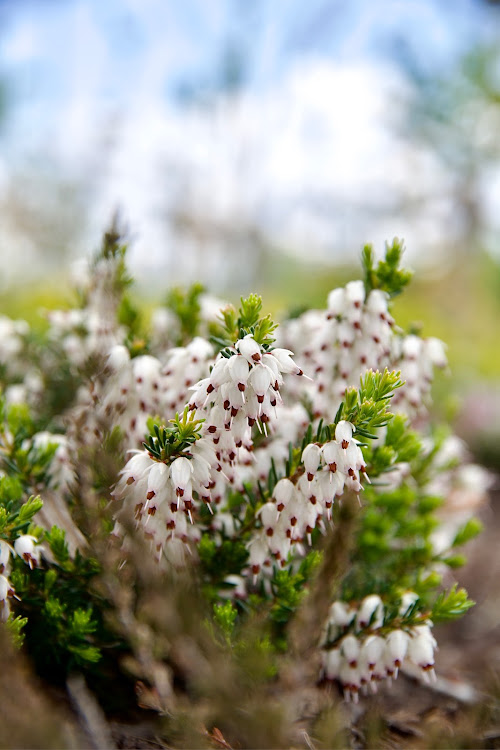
xmin=430 ymin=584 xmax=475 ymax=623
xmin=143 ymin=407 xmax=204 ymax=463
xmin=213 ymin=294 xmax=278 ymax=351
xmin=362 ymin=238 xmax=413 ymax=298
xmin=165 ymin=282 xmax=205 ymax=346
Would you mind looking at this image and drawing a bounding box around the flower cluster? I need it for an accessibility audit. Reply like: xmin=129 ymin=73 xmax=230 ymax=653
xmin=248 ymin=420 xmax=367 ymax=578
xmin=0 ymin=535 xmax=41 ymax=621
xmin=69 ymin=337 xmax=214 ymax=450
xmin=422 ymin=433 xmax=492 ymax=554
xmin=280 ymin=281 xmax=447 ymax=422
xmin=321 ymin=594 xmax=437 ymax=702
xmin=113 ymin=450 xmax=208 ymax=567
xmin=47 ymin=247 xmax=127 ymax=365
xmin=114 ymin=334 xmax=310 ymax=565
xmin=0 ymin=235 xmax=484 ymax=713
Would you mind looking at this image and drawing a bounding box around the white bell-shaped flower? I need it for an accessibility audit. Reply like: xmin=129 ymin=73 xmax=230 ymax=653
xmin=301 ymin=443 xmax=321 ymax=480
xmin=236 ymin=335 xmax=262 ymax=364
xmin=356 ymin=595 xmax=384 ymax=630
xmin=14 ymin=535 xmax=41 ymax=569
xmin=340 ymin=634 xmax=360 ymax=667
xmin=273 ymin=478 xmax=295 ymax=512
xmin=384 ymin=629 xmax=409 ymax=674
xmin=170 ymin=457 xmax=193 ymax=498
xmin=328 ymin=601 xmax=356 ymax=629
xmin=323 ymin=647 xmax=342 ymax=680
xmin=335 ymin=420 xmax=354 ymax=448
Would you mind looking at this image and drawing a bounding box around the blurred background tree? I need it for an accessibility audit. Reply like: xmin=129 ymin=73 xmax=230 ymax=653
xmin=0 ymin=0 xmax=500 ymax=394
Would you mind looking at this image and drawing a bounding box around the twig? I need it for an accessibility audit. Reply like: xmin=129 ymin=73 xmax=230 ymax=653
xmin=67 ymin=673 xmax=116 ymax=750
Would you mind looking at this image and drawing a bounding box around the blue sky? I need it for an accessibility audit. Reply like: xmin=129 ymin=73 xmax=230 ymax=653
xmin=0 ymin=0 xmax=499 ymax=286
xmin=1 ymin=0 xmax=491 ymax=110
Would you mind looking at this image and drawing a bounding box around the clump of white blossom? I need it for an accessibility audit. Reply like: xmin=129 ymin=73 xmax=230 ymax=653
xmin=320 ymin=593 xmax=438 ymax=702
xmin=0 ymin=235 xmax=488 ymax=705
xmin=279 ymin=279 xmax=447 ymax=422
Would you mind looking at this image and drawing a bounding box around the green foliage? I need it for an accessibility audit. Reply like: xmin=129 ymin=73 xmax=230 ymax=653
xmin=214 ymin=294 xmax=278 ymax=349
xmin=237 ymin=293 xmax=263 ymax=330
xmin=269 ymin=551 xmax=321 ymax=629
xmin=5 ymin=614 xmax=28 ymax=648
xmin=143 ymin=407 xmax=204 ymax=462
xmin=362 ymin=238 xmax=413 ymax=298
xmin=431 ymin=584 xmax=475 ymax=623
xmin=315 ymin=369 xmax=404 ymax=444
xmin=442 ymin=554 xmax=467 ymax=569
xmin=42 ymin=597 xmax=101 ymax=665
xmin=232 ymin=631 xmax=278 ymax=683
xmin=4 ymin=402 xmax=33 ymax=438
xmin=17 ymin=496 xmax=43 ymax=525
xmin=213 ymin=601 xmax=238 ymax=643
xmin=0 ymin=398 xmax=58 ymax=491
xmin=11 ymin=537 xmax=108 ymax=672
xmin=46 ymin=526 xmax=70 ymax=565
xmin=118 ymin=296 xmax=146 ymax=355
xmin=342 ymin=480 xmax=443 ymax=603
xmin=451 ymin=518 xmax=483 ymax=547
xmin=0 ymin=485 xmax=44 ymax=541
xmin=165 ymin=282 xmax=206 ymax=345
xmin=199 ymin=534 xmax=249 ymax=592
xmin=385 ymin=414 xmax=422 ymax=462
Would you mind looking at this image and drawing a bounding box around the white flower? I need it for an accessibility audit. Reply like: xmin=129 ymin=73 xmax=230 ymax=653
xmin=146 ymin=462 xmax=170 ymax=505
xmin=301 ymin=443 xmax=321 ymax=480
xmin=258 ymin=502 xmax=279 ymax=532
xmin=340 ymin=634 xmax=360 ymax=667
xmin=0 ymin=574 xmax=15 ymax=622
xmin=170 ymin=457 xmax=193 ymax=498
xmin=335 ymin=420 xmax=354 ymax=448
xmin=248 ymin=365 xmax=272 ymax=402
xmin=326 ymin=288 xmax=345 ymax=317
xmin=407 ymin=625 xmax=437 ymax=677
xmin=356 ymin=595 xmax=384 ymax=630
xmin=273 ymin=478 xmax=295 ymax=512
xmin=384 ymin=629 xmax=409 ymax=676
xmin=0 ymin=574 xmax=14 ymax=601
xmin=107 ymin=344 xmax=130 ymax=371
xmin=399 ymin=591 xmax=419 ymax=616
xmin=328 ymin=601 xmax=356 ymax=629
xmin=268 ymin=348 xmax=303 ymax=375
xmin=323 ymin=647 xmax=341 ymax=680
xmin=0 ymin=541 xmax=12 ymax=573
xmin=247 ymin=536 xmax=270 ymax=580
xmin=235 ymin=335 xmax=262 ymax=364
xmin=359 ymin=635 xmax=385 ymax=676
xmin=14 ymin=535 xmax=41 ymax=569
xmin=228 ymin=355 xmax=250 ymax=390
